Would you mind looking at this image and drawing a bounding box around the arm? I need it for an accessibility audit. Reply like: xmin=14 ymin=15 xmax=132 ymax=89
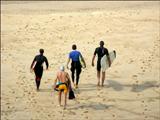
xmin=66 ymin=58 xmax=70 ymax=69
xmin=30 ymin=56 xmax=36 ymax=72
xmin=92 ymin=55 xmax=96 ymax=67
xmin=92 ymin=48 xmax=97 ymax=66
xmin=53 ymin=75 xmax=58 ymax=89
xmin=45 ymin=57 xmax=49 ymax=70
xmin=80 ymin=54 xmax=86 ymax=68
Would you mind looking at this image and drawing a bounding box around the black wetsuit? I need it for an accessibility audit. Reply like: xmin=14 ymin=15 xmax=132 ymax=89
xmin=69 ymin=50 xmax=82 ymax=85
xmin=31 ymin=54 xmax=49 ymax=90
xmin=94 ymin=47 xmax=109 ymax=71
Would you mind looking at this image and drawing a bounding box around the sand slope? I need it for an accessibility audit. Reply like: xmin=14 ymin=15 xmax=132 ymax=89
xmin=1 ymin=1 xmax=160 ymax=120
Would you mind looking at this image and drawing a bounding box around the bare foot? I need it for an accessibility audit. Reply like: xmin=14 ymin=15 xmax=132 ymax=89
xmin=97 ymin=82 xmax=100 ymax=86
xmin=63 ymin=105 xmax=66 ymax=110
xmin=57 ymin=104 xmax=62 ymax=107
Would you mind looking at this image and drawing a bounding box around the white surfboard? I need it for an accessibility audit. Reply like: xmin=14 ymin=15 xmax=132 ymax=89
xmin=100 ymin=50 xmax=116 ymax=72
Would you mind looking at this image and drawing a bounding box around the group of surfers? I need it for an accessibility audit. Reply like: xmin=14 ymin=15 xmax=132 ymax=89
xmin=30 ymin=41 xmax=111 ymax=109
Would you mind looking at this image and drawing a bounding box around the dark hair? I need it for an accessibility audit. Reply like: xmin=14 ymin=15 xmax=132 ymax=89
xmin=39 ymin=49 xmax=44 ymax=54
xmin=72 ymin=44 xmax=77 ymax=50
xmin=100 ymin=41 xmax=104 ymax=47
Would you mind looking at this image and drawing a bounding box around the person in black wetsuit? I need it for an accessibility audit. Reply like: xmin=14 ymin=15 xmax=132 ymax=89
xmin=30 ymin=49 xmax=49 ymax=91
xmin=66 ymin=44 xmax=86 ymax=89
xmin=92 ymin=41 xmax=111 ymax=87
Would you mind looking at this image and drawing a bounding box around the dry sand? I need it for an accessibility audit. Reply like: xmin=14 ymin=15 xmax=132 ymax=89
xmin=1 ymin=1 xmax=160 ymax=120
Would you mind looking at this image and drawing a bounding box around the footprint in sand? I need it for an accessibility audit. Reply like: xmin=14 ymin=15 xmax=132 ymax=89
xmin=144 ymin=108 xmax=148 ymax=111
xmin=145 ymin=116 xmax=148 ymax=118
xmin=135 ymin=81 xmax=139 ymax=84
xmin=85 ymin=116 xmax=89 ymax=119
xmin=112 ymin=114 xmax=116 ymax=117
xmin=132 ymin=74 xmax=138 ymax=78
xmin=44 ymin=81 xmax=48 ymax=84
xmin=60 ymin=16 xmax=63 ymax=19
xmin=137 ymin=93 xmax=141 ymax=96
xmin=70 ymin=111 xmax=76 ymax=115
xmin=97 ymin=94 xmax=100 ymax=97
xmin=84 ymin=110 xmax=89 ymax=114
xmin=141 ymin=100 xmax=145 ymax=103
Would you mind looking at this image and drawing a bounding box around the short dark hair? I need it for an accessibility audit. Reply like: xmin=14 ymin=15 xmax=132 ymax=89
xmin=72 ymin=44 xmax=77 ymax=50
xmin=39 ymin=49 xmax=44 ymax=54
xmin=100 ymin=41 xmax=104 ymax=47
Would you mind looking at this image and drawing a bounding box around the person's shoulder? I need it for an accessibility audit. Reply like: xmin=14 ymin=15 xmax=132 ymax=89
xmin=95 ymin=47 xmax=100 ymax=50
xmin=35 ymin=55 xmax=39 ymax=58
xmin=43 ymin=55 xmax=47 ymax=58
xmin=104 ymin=47 xmax=108 ymax=51
xmin=57 ymin=71 xmax=60 ymax=75
xmin=69 ymin=51 xmax=74 ymax=54
xmin=77 ymin=50 xmax=81 ymax=54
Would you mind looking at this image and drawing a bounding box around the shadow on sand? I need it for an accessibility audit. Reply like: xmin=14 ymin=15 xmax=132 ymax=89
xmin=69 ymin=102 xmax=114 ymax=110
xmin=104 ymin=80 xmax=159 ymax=92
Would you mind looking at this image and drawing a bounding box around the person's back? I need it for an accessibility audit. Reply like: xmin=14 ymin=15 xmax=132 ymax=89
xmin=69 ymin=50 xmax=81 ymax=62
xmin=30 ymin=49 xmax=49 ymax=91
xmin=95 ymin=47 xmax=108 ymax=60
xmin=92 ymin=41 xmax=110 ymax=87
xmin=57 ymin=71 xmax=68 ymax=83
xmin=54 ymin=66 xmax=72 ymax=109
xmin=34 ymin=54 xmax=48 ymax=68
xmin=67 ymin=44 xmax=86 ymax=88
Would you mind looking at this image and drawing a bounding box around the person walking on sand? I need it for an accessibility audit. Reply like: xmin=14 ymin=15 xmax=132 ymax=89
xmin=53 ymin=66 xmax=73 ymax=109
xmin=30 ymin=49 xmax=49 ymax=91
xmin=66 ymin=44 xmax=86 ymax=89
xmin=92 ymin=41 xmax=111 ymax=87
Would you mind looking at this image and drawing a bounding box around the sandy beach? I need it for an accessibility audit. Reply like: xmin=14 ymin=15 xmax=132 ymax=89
xmin=1 ymin=1 xmax=160 ymax=120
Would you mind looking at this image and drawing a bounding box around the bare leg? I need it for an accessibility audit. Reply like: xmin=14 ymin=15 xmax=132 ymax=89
xmin=64 ymin=92 xmax=67 ymax=109
xmin=97 ymin=71 xmax=101 ymax=86
xmin=58 ymin=92 xmax=62 ymax=106
xmin=102 ymin=72 xmax=105 ymax=87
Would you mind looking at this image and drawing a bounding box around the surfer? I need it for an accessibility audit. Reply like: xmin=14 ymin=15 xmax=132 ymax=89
xmin=53 ymin=66 xmax=73 ymax=109
xmin=30 ymin=49 xmax=49 ymax=91
xmin=92 ymin=41 xmax=111 ymax=87
xmin=66 ymin=44 xmax=86 ymax=88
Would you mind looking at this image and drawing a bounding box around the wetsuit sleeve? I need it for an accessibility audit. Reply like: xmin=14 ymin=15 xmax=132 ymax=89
xmin=44 ymin=57 xmax=49 ymax=69
xmin=30 ymin=56 xmax=36 ymax=69
xmin=105 ymin=48 xmax=109 ymax=56
xmin=94 ymin=48 xmax=98 ymax=55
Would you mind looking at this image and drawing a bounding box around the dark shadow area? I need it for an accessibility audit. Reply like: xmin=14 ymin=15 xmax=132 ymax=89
xmin=39 ymin=88 xmax=52 ymax=92
xmin=69 ymin=102 xmax=114 ymax=110
xmin=39 ymin=80 xmax=159 ymax=94
xmin=104 ymin=80 xmax=159 ymax=93
xmin=106 ymin=80 xmax=124 ymax=91
xmin=131 ymin=81 xmax=159 ymax=92
xmin=77 ymin=84 xmax=97 ymax=92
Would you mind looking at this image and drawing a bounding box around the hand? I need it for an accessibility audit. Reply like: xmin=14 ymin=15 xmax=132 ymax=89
xmin=67 ymin=65 xmax=69 ymax=70
xmin=92 ymin=62 xmax=94 ymax=67
xmin=109 ymin=62 xmax=111 ymax=67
